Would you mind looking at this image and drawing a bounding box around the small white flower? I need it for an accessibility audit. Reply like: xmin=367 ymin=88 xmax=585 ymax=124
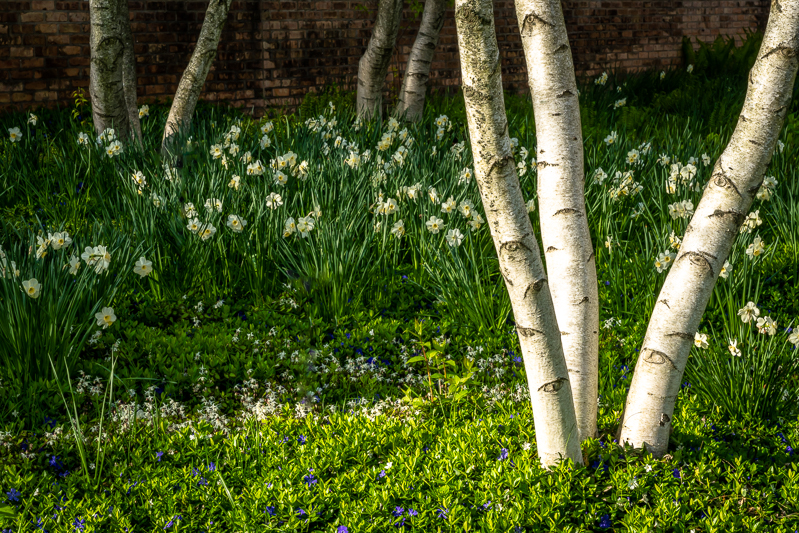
xmin=204 ymin=198 xmax=223 ymax=213
xmin=446 ymin=228 xmax=464 ymax=247
xmin=266 ymin=192 xmax=283 ymax=209
xmin=595 ymin=72 xmax=608 ymax=86
xmin=50 ymin=232 xmax=72 ymax=250
xmin=247 ymin=160 xmax=265 ymax=176
xmin=390 ymin=219 xmax=405 ymax=239
xmin=441 ymin=196 xmax=457 ymax=214
xmin=283 ymin=217 xmax=297 ymax=237
xmin=226 ymin=214 xmax=247 ymax=233
xmin=210 ymin=144 xmax=224 ymax=159
xmin=274 ymin=170 xmax=288 ymax=186
xmin=261 ymin=121 xmax=274 ymax=134
xmin=138 ymin=105 xmax=149 ymax=118
xmin=297 ymin=215 xmax=315 ymax=238
xmin=687 ymin=64 xmax=694 ymax=73
xmin=467 ymin=213 xmax=484 ymax=231
xmin=8 ymin=127 xmax=22 ymax=142
xmin=604 ymin=131 xmax=618 ymax=145
xmin=613 ymin=98 xmax=627 ymax=109
xmin=426 ymin=216 xmax=444 ymax=234
xmin=694 ymin=332 xmax=708 ymax=349
xmin=719 ymin=260 xmax=732 ymax=279
xmin=22 ymin=278 xmax=41 ymax=298
xmin=200 ymin=223 xmax=217 ymax=241
xmin=737 ymin=302 xmax=760 ymax=324
xmin=228 ymin=174 xmax=241 ymax=190
xmin=745 ymin=236 xmax=766 ymax=259
xmin=526 ymin=199 xmax=536 ymax=213
xmin=728 ymin=338 xmax=741 ymax=357
xmin=77 ymin=132 xmax=90 ymax=146
xmin=756 ymin=316 xmax=777 ymax=336
xmin=28 ymin=113 xmax=38 ymax=126
xmin=95 ymin=307 xmax=116 ymax=329
xmin=68 ymin=255 xmax=80 ymax=275
xmin=133 ymin=257 xmax=153 ymax=278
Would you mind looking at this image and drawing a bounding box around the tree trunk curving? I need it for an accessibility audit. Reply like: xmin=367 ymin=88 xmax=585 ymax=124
xmin=357 ymin=0 xmax=404 ymax=120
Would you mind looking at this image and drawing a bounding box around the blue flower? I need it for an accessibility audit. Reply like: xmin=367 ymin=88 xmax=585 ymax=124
xmin=208 ymin=462 xmax=216 ymax=472
xmin=497 ymin=448 xmax=508 ymax=461
xmin=482 ymin=501 xmax=492 ymax=511
xmin=378 ymin=470 xmax=386 ymax=479
xmin=156 ymin=451 xmax=164 ymax=462
xmin=407 ymin=509 xmax=418 ymax=517
xmin=297 ymin=435 xmax=307 ymax=445
xmin=296 ymin=508 xmax=307 ymax=517
xmin=337 ymin=527 xmax=349 ymax=533
xmin=672 ymin=468 xmax=681 ymax=479
xmin=598 ymin=514 xmax=612 ymax=528
xmin=303 ymin=474 xmax=318 ymax=488
xmin=265 ymin=506 xmax=276 ymax=516
xmin=73 ymin=518 xmax=86 ymax=531
xmin=392 ymin=506 xmax=404 ymax=517
xmin=6 ymin=488 xmax=20 ymax=503
xmin=436 ymin=507 xmax=448 ymax=519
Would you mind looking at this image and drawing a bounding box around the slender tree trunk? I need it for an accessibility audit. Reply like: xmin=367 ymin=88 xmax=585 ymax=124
xmin=515 ymin=0 xmax=599 ymax=443
xmin=455 ymin=0 xmax=582 ymax=468
xmin=394 ymin=0 xmax=446 ymax=122
xmin=357 ymin=0 xmax=404 ymax=120
xmin=162 ymin=0 xmax=233 ymax=155
xmin=619 ymin=2 xmax=799 ymax=457
xmin=120 ymin=0 xmax=142 ymax=144
xmin=89 ymin=0 xmax=133 ymax=143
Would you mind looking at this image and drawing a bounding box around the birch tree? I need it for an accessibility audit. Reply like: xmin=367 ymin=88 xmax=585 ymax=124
xmin=514 ymin=0 xmax=599 ymax=443
xmin=357 ymin=0 xmax=405 ymax=119
xmin=455 ymin=0 xmax=582 ymax=468
xmin=162 ymin=0 xmax=234 ymax=155
xmin=89 ymin=0 xmax=139 ymax=144
xmin=394 ymin=0 xmax=447 ymax=121
xmin=619 ymin=2 xmax=799 ymax=457
xmin=120 ymin=0 xmax=142 ymax=143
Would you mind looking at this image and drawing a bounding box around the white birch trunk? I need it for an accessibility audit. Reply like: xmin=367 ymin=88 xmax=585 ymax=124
xmin=357 ymin=0 xmax=404 ymax=120
xmin=394 ymin=0 xmax=446 ymax=122
xmin=89 ymin=0 xmax=133 ymax=143
xmin=120 ymin=0 xmax=142 ymax=144
xmin=514 ymin=0 xmax=599 ymax=443
xmin=619 ymin=2 xmax=799 ymax=457
xmin=162 ymin=0 xmax=233 ymax=155
xmin=455 ymin=0 xmax=583 ymax=468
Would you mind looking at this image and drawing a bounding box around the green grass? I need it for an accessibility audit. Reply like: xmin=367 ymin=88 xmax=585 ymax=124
xmin=1 ymin=33 xmax=799 ymax=531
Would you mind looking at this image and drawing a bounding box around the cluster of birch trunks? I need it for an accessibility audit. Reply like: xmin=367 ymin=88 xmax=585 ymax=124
xmin=87 ymin=0 xmax=798 ymax=467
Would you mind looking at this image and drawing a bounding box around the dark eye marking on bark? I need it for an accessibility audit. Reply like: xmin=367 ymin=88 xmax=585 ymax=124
xmin=711 ymin=171 xmax=742 ymax=198
xmin=517 ymin=326 xmax=544 ymax=337
xmin=523 ymin=278 xmax=547 ymax=299
xmin=556 ymin=89 xmax=575 ymax=98
xmin=677 ymin=250 xmax=716 ymax=274
xmin=748 ymin=139 xmax=763 ymax=147
xmin=586 ymin=251 xmax=595 ymax=264
xmin=659 ymin=299 xmax=670 ymax=308
xmin=520 ymin=12 xmax=554 ymax=35
xmin=553 ymin=207 xmax=582 ymax=217
xmin=659 ymin=413 xmax=671 ymax=427
xmin=642 ymin=349 xmax=678 ymax=370
xmin=538 ymin=377 xmax=567 ymax=393
xmin=546 ymin=246 xmax=558 ymax=252
xmin=554 ymin=44 xmax=569 ymax=54
xmin=500 ymin=240 xmax=533 ymax=255
xmin=484 ymin=153 xmax=515 ymax=181
xmin=536 ymin=160 xmax=558 ymax=169
xmin=666 ymin=332 xmax=694 ymax=340
xmin=577 ymin=296 xmax=590 ymax=305
xmin=707 ymin=209 xmax=746 ymax=226
xmin=760 ymin=40 xmax=799 ymax=61
xmin=560 ymin=331 xmax=570 ymax=335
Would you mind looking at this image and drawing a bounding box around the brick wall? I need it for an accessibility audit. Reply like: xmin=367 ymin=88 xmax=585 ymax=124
xmin=0 ymin=0 xmax=770 ymax=115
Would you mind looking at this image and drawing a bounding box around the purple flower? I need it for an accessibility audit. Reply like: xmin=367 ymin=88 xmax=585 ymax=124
xmin=156 ymin=451 xmax=164 ymax=462
xmin=408 ymin=509 xmax=418 ymax=517
xmin=598 ymin=514 xmax=612 ymax=528
xmin=482 ymin=501 xmax=492 ymax=511
xmin=73 ymin=518 xmax=86 ymax=531
xmin=392 ymin=506 xmax=404 ymax=518
xmin=303 ymin=474 xmax=318 ymax=488
xmin=6 ymin=488 xmax=20 ymax=503
xmin=788 ymin=446 xmax=794 ymax=456
xmin=208 ymin=462 xmax=216 ymax=472
xmin=296 ymin=508 xmax=307 ymax=517
xmin=497 ymin=448 xmax=508 ymax=461
xmin=338 ymin=527 xmax=349 ymax=533
xmin=378 ymin=470 xmax=386 ymax=479
xmin=672 ymin=468 xmax=681 ymax=479
xmin=265 ymin=506 xmax=276 ymax=516
xmin=437 ymin=508 xmax=448 ymax=519
xmin=198 ymin=477 xmax=208 ymax=486
xmin=297 ymin=435 xmax=307 ymax=445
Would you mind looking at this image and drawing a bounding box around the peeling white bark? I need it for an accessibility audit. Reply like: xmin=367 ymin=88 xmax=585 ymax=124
xmin=395 ymin=0 xmax=446 ymax=122
xmin=162 ymin=0 xmax=233 ymax=155
xmin=357 ymin=0 xmax=404 ymax=120
xmin=620 ymin=2 xmax=799 ymax=457
xmin=515 ymin=0 xmax=599 ymax=444
xmin=89 ymin=0 xmax=134 ymax=143
xmin=455 ymin=0 xmax=583 ymax=468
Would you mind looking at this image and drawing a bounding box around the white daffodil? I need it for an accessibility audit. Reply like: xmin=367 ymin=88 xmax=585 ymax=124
xmin=266 ymin=192 xmax=283 ymax=209
xmin=446 ymin=228 xmax=464 ymax=247
xmin=737 ymin=302 xmax=760 ymax=324
xmin=204 ymin=198 xmax=223 ymax=213
xmin=247 ymin=160 xmax=265 ymax=176
xmin=788 ymin=329 xmax=799 ymax=347
xmin=468 ymin=213 xmax=484 ymax=231
xmin=138 ymin=105 xmax=149 ymax=118
xmin=719 ymin=260 xmax=732 ymax=279
xmin=595 ymin=72 xmax=608 ymax=86
xmin=228 ymin=175 xmax=241 ymax=190
xmin=391 ymin=220 xmax=405 ymax=239
xmin=756 ymin=316 xmax=777 ymax=336
xmin=426 ymin=216 xmax=444 ymax=234
xmin=132 ymin=170 xmax=146 ymax=188
xmin=694 ymin=332 xmax=708 ymax=349
xmin=50 ymin=232 xmax=72 ymax=250
xmin=8 ymin=127 xmax=22 ymax=142
xmin=274 ymin=170 xmax=288 ymax=186
xmin=728 ymin=338 xmax=741 ymax=357
xmin=604 ymin=131 xmax=618 ymax=145
xmin=77 ymin=132 xmax=90 ymax=146
xmin=745 ymin=235 xmax=766 ymax=259
xmin=441 ymin=196 xmax=457 ymax=214
xmin=428 ymin=187 xmax=440 ymax=204
xmin=200 ymin=223 xmax=217 ymax=241
xmin=28 ymin=113 xmax=38 ymax=126
xmin=210 ymin=144 xmax=224 ymax=159
xmin=458 ymin=200 xmax=474 ymax=219
xmin=95 ymin=307 xmax=116 ymax=329
xmin=740 ymin=210 xmax=762 ymax=233
xmin=187 ymin=218 xmax=201 ymax=234
xmin=283 ymin=217 xmax=296 ymax=237
xmin=184 ymin=202 xmax=197 ymax=218
xmin=297 ymin=216 xmax=315 ymax=238
xmin=22 ymin=278 xmax=41 ymax=299
xmin=226 ymin=215 xmax=247 ymax=233
xmin=614 ymin=98 xmax=627 ymax=109
xmin=68 ymin=255 xmax=80 ymax=275
xmin=133 ymin=257 xmax=153 ymax=278
xmin=526 ymin=199 xmax=536 ymax=213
